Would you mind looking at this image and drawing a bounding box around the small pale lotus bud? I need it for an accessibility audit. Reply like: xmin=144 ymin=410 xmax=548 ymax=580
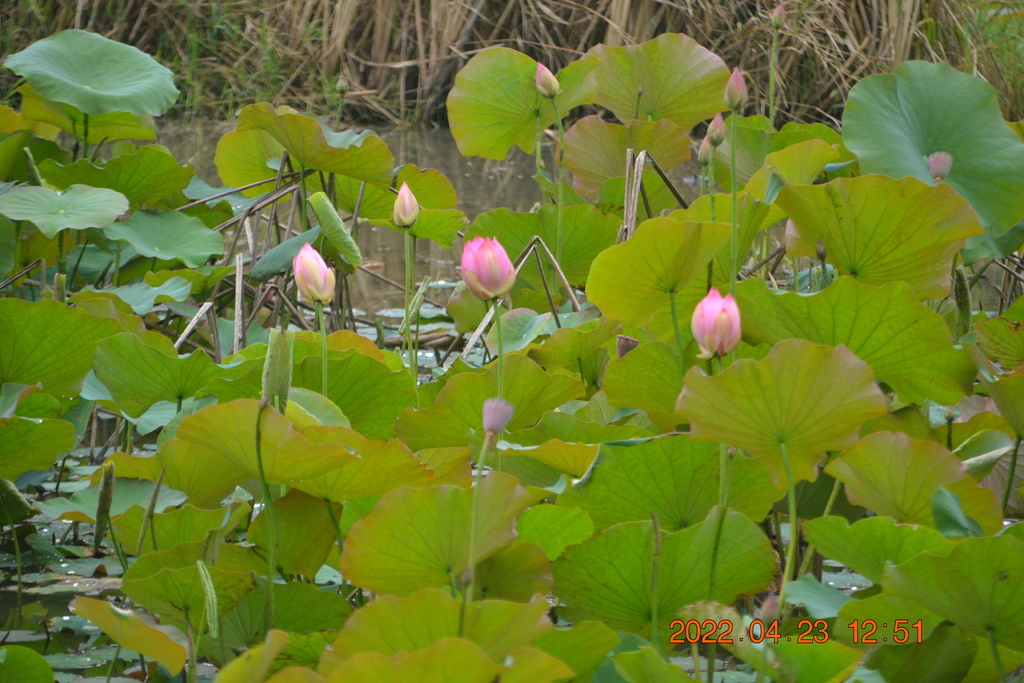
xmin=698 ymin=136 xmax=713 ymax=166
xmin=724 ymin=67 xmax=748 ymax=111
xmin=262 ymin=329 xmax=294 ymax=409
xmin=392 ymin=182 xmax=419 ymax=228
xmin=691 ymin=289 xmax=741 ymax=360
xmin=292 ymin=243 xmax=336 ymax=305
xmin=616 ymin=335 xmax=639 ymax=358
xmin=815 ymin=239 xmax=827 ymax=264
xmin=945 ymin=405 xmax=956 ymax=425
xmin=758 ymin=593 xmax=779 ymax=621
xmin=707 ymin=113 xmax=727 ymax=147
xmin=771 ymin=4 xmax=786 ymax=29
xmin=928 ymin=151 xmax=953 ymax=182
xmin=953 ymin=264 xmax=972 ymax=338
xmin=535 ymin=63 xmax=561 ymax=99
xmin=483 ymin=398 xmax=514 ymax=434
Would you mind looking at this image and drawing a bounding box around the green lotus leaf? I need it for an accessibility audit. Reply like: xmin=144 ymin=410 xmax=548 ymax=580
xmin=865 ymin=623 xmax=976 ymax=683
xmin=111 ymin=503 xmax=228 ymax=556
xmin=976 ymin=362 xmax=1024 ymax=438
xmin=475 ymin=541 xmax=553 ymax=601
xmin=307 ymin=191 xmax=361 ymax=268
xmin=0 ymin=184 xmax=128 ymax=238
xmin=16 ymin=83 xmax=156 ymax=143
xmin=975 ymin=317 xmax=1024 ymax=369
xmin=677 ymin=340 xmax=889 ymax=488
xmin=249 ymin=488 xmax=340 ymax=579
xmin=825 ymin=431 xmax=1003 ymax=534
xmin=782 ymin=575 xmax=852 ymax=619
xmin=172 ymin=399 xmax=357 ymax=484
xmin=587 ymin=219 xmax=731 ymax=328
xmin=39 ymin=146 xmax=192 ymax=210
xmin=0 ymin=416 xmax=74 ymax=480
xmin=122 ymin=542 xmax=253 ymax=630
xmin=144 ymin=266 xmax=234 ymax=301
xmin=882 ymin=535 xmax=1024 ymax=649
xmin=395 ymin=355 xmax=583 ymax=451
xmin=712 ymin=116 xmax=838 ymax=190
xmin=334 ymin=163 xmax=458 ymax=219
xmin=447 ymin=48 xmax=599 ymax=159
xmin=0 ymin=645 xmax=54 ymax=682
xmin=5 ymin=30 xmax=178 ymax=115
xmin=777 ymin=175 xmax=983 ymax=298
xmin=0 ymin=127 xmax=69 ymax=185
xmin=802 ymin=516 xmax=955 ymax=584
xmin=339 ymin=472 xmax=532 ymax=596
xmin=213 ymin=127 xmax=289 ymax=197
xmin=563 ymin=116 xmax=691 ymax=198
xmin=532 ymin=622 xmax=620 ymax=682
xmin=71 ymin=597 xmax=187 ymax=675
xmin=736 ymin=277 xmax=976 ymax=405
xmin=553 ymin=509 xmax=775 ymax=651
xmin=596 ymin=170 xmax=680 ymax=219
xmin=323 ymin=638 xmax=506 ymax=683
xmin=589 ymin=33 xmax=729 ymax=127
xmin=369 ymin=207 xmax=468 ymax=248
xmin=836 ymin=592 xmax=943 ymax=648
xmin=35 ymin=477 xmax=186 ymax=523
xmin=466 ymin=204 xmax=620 ymax=288
xmin=613 ymin=646 xmax=695 ymax=683
xmin=104 ymin=210 xmax=224 ymax=268
xmin=516 ymin=505 xmax=594 ymax=560
xmin=744 ymin=138 xmax=839 ymax=202
xmin=601 ymin=342 xmax=682 ymax=432
xmin=250 ymin=226 xmax=320 ymax=281
xmin=214 ymin=630 xmax=289 ymax=683
xmin=151 ymin=441 xmax=249 ymax=508
xmin=559 ymin=436 xmax=779 ymax=532
xmin=843 ymin=60 xmax=1024 ymax=237
xmin=0 ymin=299 xmax=121 ymax=395
xmin=73 ymin=277 xmax=192 ymax=315
xmin=527 ymin=317 xmax=620 ymax=370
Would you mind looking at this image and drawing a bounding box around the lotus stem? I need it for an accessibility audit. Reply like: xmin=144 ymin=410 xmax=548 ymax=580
xmin=254 ymin=401 xmax=277 ymax=629
xmin=729 ymin=111 xmax=739 ymax=298
xmin=403 ymin=227 xmax=416 ymax=379
xmin=1002 ymin=436 xmax=1022 ymax=515
xmin=988 ymin=628 xmax=1005 ymax=683
xmin=707 ymin=156 xmax=717 ymax=292
xmin=649 ymin=513 xmax=662 ymax=654
xmin=462 ymin=428 xmax=495 ymax=633
xmin=315 ymin=300 xmax=328 ymax=395
xmin=552 ymin=98 xmax=566 ymax=267
xmin=769 ymin=27 xmax=780 ymax=128
xmin=778 ymin=441 xmax=799 ymax=617
xmin=797 ymin=473 xmax=842 ymax=579
xmin=669 ymin=290 xmax=686 ymax=378
xmin=534 ymin=117 xmax=543 ymax=177
xmin=493 ymin=299 xmax=505 ymax=400
xmin=82 ymin=113 xmax=90 ymax=160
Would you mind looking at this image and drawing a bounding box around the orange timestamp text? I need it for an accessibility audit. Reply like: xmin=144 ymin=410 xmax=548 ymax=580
xmin=668 ymin=618 xmax=924 ymax=644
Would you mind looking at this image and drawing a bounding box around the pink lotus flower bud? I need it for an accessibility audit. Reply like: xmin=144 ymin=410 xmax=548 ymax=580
xmin=707 ymin=112 xmax=727 ymax=147
xmin=691 ymin=289 xmax=741 ymax=359
xmin=535 ymin=63 xmax=561 ymax=99
xmin=724 ymin=67 xmax=747 ymax=111
xmin=292 ymin=243 xmax=336 ymax=305
xmin=698 ymin=136 xmax=713 ymax=166
xmin=460 ymin=237 xmax=516 ymax=301
xmin=928 ymin=151 xmax=953 ymax=182
xmin=483 ymin=398 xmax=514 ymax=433
xmin=771 ymin=3 xmax=786 ymax=29
xmin=393 ymin=181 xmax=419 ymax=228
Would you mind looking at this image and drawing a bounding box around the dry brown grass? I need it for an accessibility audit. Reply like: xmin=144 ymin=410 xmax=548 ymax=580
xmin=1 ymin=0 xmax=1020 ymax=124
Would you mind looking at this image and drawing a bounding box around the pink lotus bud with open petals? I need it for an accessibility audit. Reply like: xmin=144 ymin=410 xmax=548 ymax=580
xmin=928 ymin=151 xmax=953 ymax=182
xmin=535 ymin=63 xmax=561 ymax=99
xmin=691 ymin=289 xmax=741 ymax=359
xmin=707 ymin=112 xmax=727 ymax=147
xmin=461 ymin=237 xmax=516 ymax=301
xmin=293 ymin=243 xmax=335 ymax=305
xmin=724 ymin=67 xmax=748 ymax=110
xmin=393 ymin=181 xmax=419 ymax=228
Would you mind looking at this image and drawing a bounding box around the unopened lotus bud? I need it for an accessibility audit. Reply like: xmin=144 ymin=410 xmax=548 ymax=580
xmin=697 ymin=136 xmax=713 ymax=166
xmin=22 ymin=147 xmax=42 ymax=186
xmin=54 ymin=273 xmax=66 ymax=304
xmin=928 ymin=151 xmax=953 ymax=182
xmin=758 ymin=593 xmax=779 ymax=621
xmin=953 ymin=264 xmax=972 ymax=338
xmin=724 ymin=67 xmax=748 ymax=110
xmin=535 ymin=63 xmax=561 ymax=99
xmin=93 ymin=461 xmax=115 ymax=552
xmin=691 ymin=289 xmax=741 ymax=360
xmin=292 ymin=243 xmax=335 ymax=305
xmin=945 ymin=405 xmax=956 ymax=425
xmin=771 ymin=3 xmax=786 ymax=29
xmin=707 ymin=113 xmax=727 ymax=147
xmin=483 ymin=398 xmax=514 ymax=434
xmin=262 ymin=329 xmax=294 ymax=410
xmin=461 ymin=237 xmax=516 ymax=301
xmin=392 ymin=182 xmax=419 ymax=228
xmin=815 ymin=240 xmax=827 ymax=264
xmin=616 ymin=335 xmax=639 ymax=358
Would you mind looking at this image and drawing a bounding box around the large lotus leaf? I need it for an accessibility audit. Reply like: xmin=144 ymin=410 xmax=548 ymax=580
xmin=668 ymin=191 xmax=771 ymax=284
xmin=736 ymin=277 xmax=975 ymax=404
xmin=5 ymin=30 xmax=178 ymax=115
xmin=882 ymin=535 xmax=1024 ymax=649
xmin=558 ymin=436 xmax=779 ymax=532
xmin=712 ymin=116 xmax=837 ymax=190
xmin=73 ymin=278 xmax=193 ymax=316
xmin=369 ymin=207 xmax=468 ymax=248
xmin=601 ymin=341 xmax=683 ymax=432
xmin=677 ymin=340 xmax=889 ymax=488
xmin=553 ymin=510 xmax=776 ymax=651
xmin=588 ymin=219 xmax=731 ymax=328
xmin=173 ymin=399 xmax=357 ymax=484
xmin=214 ymin=127 xmax=289 ymax=197
xmin=0 ymin=416 xmax=74 ymax=480
xmin=589 ymin=33 xmax=728 ymax=126
xmin=236 ymin=103 xmax=392 ymax=185
xmin=475 ymin=541 xmax=553 ymax=601
xmin=112 ymin=503 xmax=228 ymax=556
xmin=516 ymin=506 xmax=594 ymax=560
xmin=0 ymin=184 xmax=128 ymax=238
xmin=802 ymin=516 xmax=955 ymax=584
xmin=215 ymin=630 xmax=290 ymax=683
xmin=34 ymin=477 xmax=186 ymax=523
xmin=122 ymin=543 xmax=252 ymax=630
xmin=94 ymin=333 xmax=240 ymax=417
xmin=395 ymin=355 xmax=583 ymax=450
xmin=0 ymin=645 xmax=54 ymax=682
xmin=144 ymin=266 xmax=234 ymax=301
xmin=71 ymin=596 xmax=187 ymax=674
xmin=527 ymin=316 xmax=619 ymax=371
xmin=466 ymin=204 xmax=620 ymax=288
xmin=563 ymin=116 xmax=691 ymax=198
xmin=0 ymin=99 xmax=59 ymax=137
xmin=532 ymin=622 xmax=620 ymax=682
xmin=104 ymin=210 xmax=223 ymax=268
xmin=15 ymin=83 xmax=156 ymax=143
xmin=744 ymin=138 xmax=840 ymax=202
xmin=0 ymin=299 xmax=121 ymax=395
xmin=447 ymin=48 xmax=599 ymax=159
xmin=825 ymin=431 xmax=1003 ymax=534
xmin=249 ymin=488 xmax=340 ymax=579
xmin=976 ymin=317 xmax=1024 ymax=369
xmin=977 ymin=368 xmax=1024 ymax=439
xmin=843 ymin=60 xmax=1024 ymax=237
xmin=613 ymin=647 xmax=697 ymax=683
xmin=339 ymin=472 xmax=532 ymax=596
xmin=865 ymin=623 xmax=976 ymax=683
xmin=780 ymin=175 xmax=982 ymax=297
xmin=39 ymin=146 xmax=192 ymax=210
xmin=322 ymin=638 xmax=503 ymax=683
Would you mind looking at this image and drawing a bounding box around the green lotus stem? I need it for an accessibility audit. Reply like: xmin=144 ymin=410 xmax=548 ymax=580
xmin=988 ymin=628 xmax=1005 ymax=683
xmin=113 ymin=242 xmax=122 ymax=287
xmin=403 ymin=227 xmax=416 ymax=379
xmin=326 ymin=499 xmax=343 ymax=550
xmin=82 ymin=113 xmax=90 ymax=161
xmin=254 ymin=402 xmax=277 ymax=628
xmin=707 ymin=157 xmax=717 ymax=292
xmin=298 ymin=163 xmax=309 ymax=231
xmin=797 ymin=474 xmax=842 ymax=579
xmin=729 ymin=111 xmax=739 ymax=297
xmin=8 ymin=520 xmax=22 ymax=627
xmin=649 ymin=513 xmax=662 ymax=654
xmin=462 ymin=430 xmax=494 ymax=634
xmin=691 ymin=642 xmax=702 ymax=681
xmin=1002 ymin=436 xmax=1022 ymax=515
xmin=769 ymin=28 xmax=780 ymax=128
xmin=494 ymin=299 xmax=505 ymax=400
xmin=708 ymin=356 xmax=732 ymax=604
xmin=105 ymin=644 xmax=122 ymax=683
xmin=315 ymin=300 xmax=328 ymax=395
xmin=552 ymin=99 xmax=566 ymax=267
xmin=668 ymin=291 xmax=686 ymax=378
xmin=778 ymin=441 xmax=799 ymax=617
xmin=57 ymin=230 xmax=65 ymax=275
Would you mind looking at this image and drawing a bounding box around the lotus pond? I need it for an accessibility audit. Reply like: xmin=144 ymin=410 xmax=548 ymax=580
xmin=1 ymin=24 xmax=1024 ymax=683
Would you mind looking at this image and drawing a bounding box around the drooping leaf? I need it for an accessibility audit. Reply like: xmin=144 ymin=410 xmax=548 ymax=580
xmin=71 ymin=596 xmax=188 ymax=674
xmin=307 ymin=192 xmax=361 ymax=268
xmin=0 ymin=184 xmax=128 ymax=237
xmin=677 ymin=339 xmax=889 ymax=487
xmin=249 ymin=488 xmax=341 ymax=579
xmin=250 ymin=227 xmax=321 ymax=282
xmin=104 ymin=210 xmax=223 ymax=268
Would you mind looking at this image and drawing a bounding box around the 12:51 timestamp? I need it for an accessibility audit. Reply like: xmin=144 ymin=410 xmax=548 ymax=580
xmin=847 ymin=619 xmax=923 ymax=644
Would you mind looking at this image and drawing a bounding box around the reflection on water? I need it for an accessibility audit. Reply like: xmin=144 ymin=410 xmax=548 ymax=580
xmin=156 ymin=122 xmax=701 ymax=326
